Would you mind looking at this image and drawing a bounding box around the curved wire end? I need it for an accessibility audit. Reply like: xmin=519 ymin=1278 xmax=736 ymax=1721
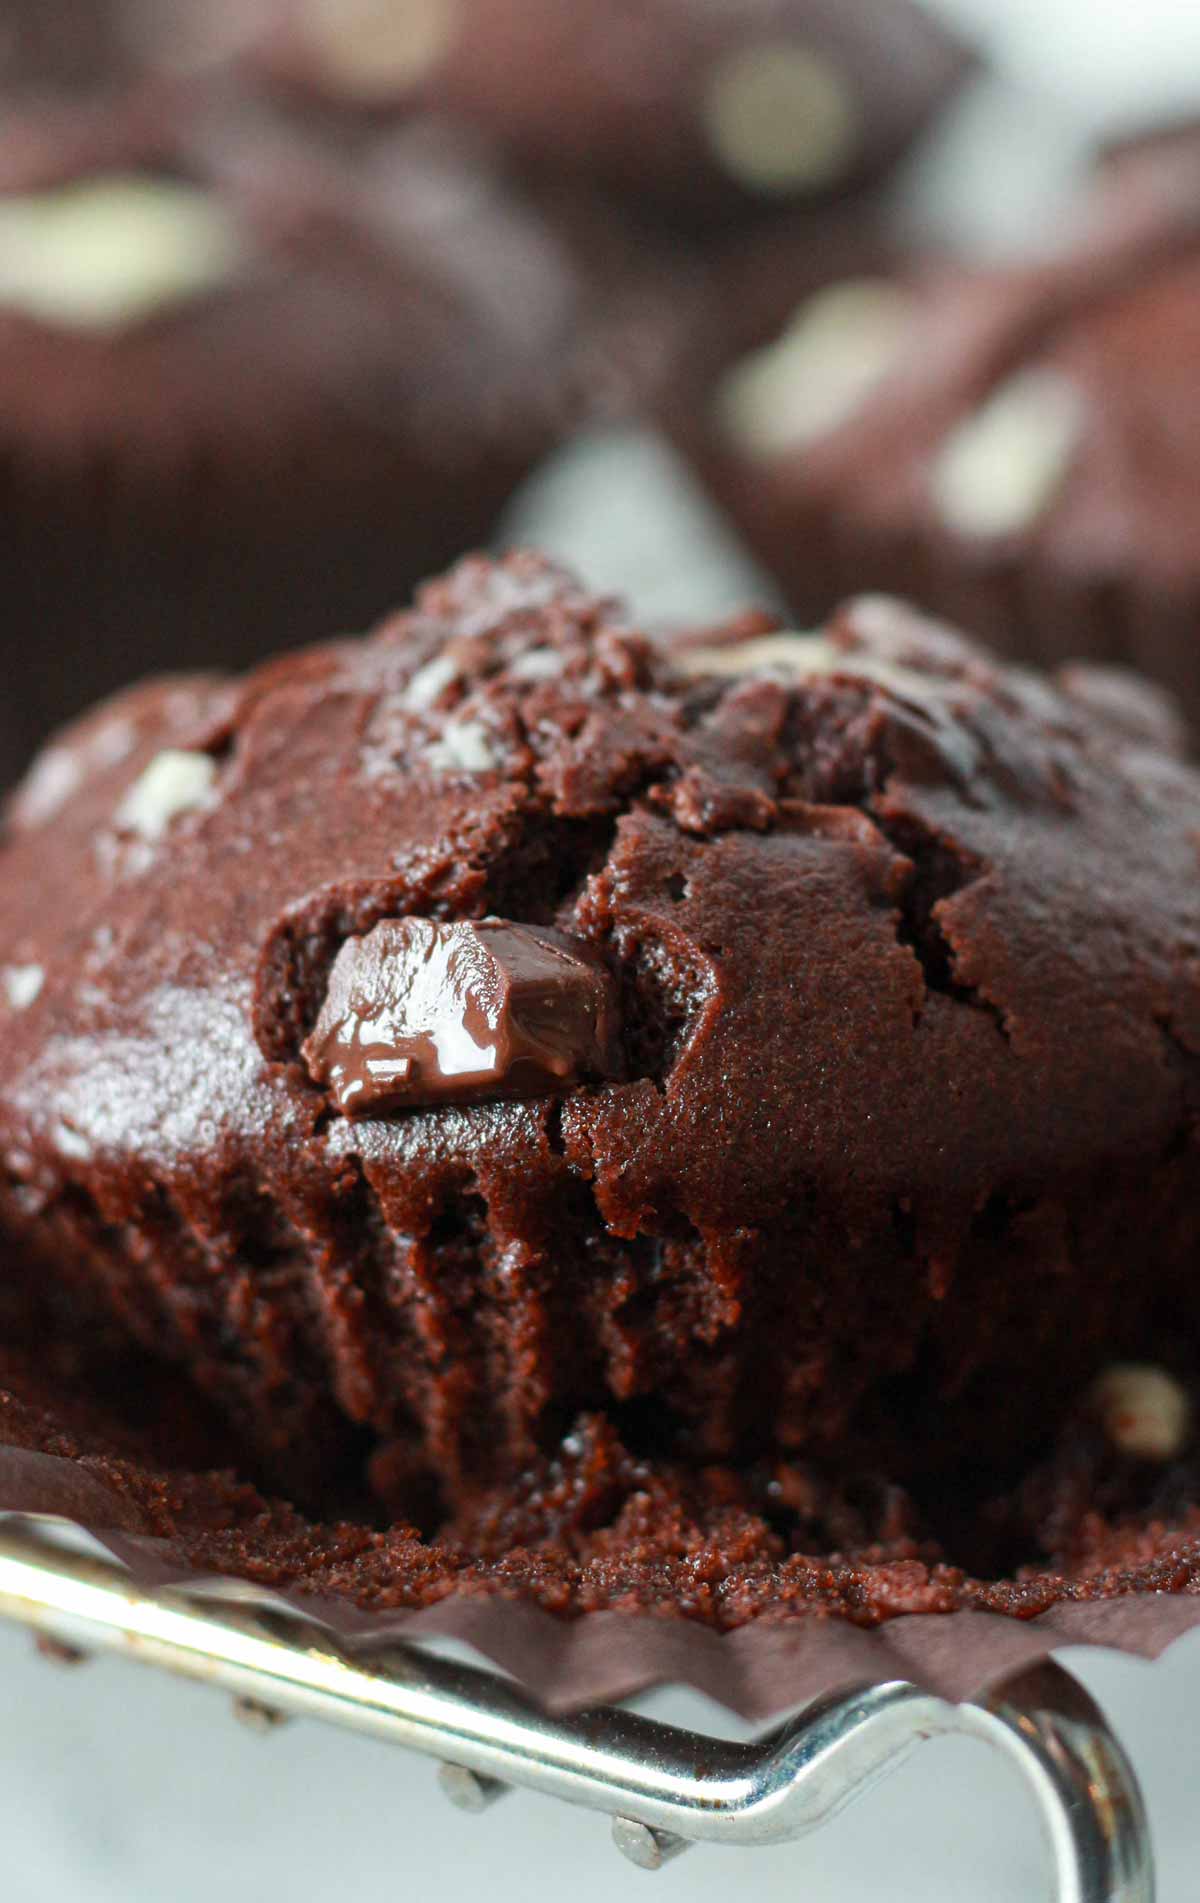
xmin=959 ymin=1660 xmax=1155 ymax=1903
xmin=0 ymin=1522 xmax=1159 ymax=1897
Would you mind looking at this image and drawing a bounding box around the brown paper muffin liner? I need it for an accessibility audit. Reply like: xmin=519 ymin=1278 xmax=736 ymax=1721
xmin=1 ymin=1365 xmax=1199 ymax=1721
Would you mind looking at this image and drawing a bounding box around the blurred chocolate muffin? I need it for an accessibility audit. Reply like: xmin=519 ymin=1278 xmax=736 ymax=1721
xmin=0 ymin=97 xmax=589 ymax=784
xmin=0 ymin=0 xmax=288 ymax=103
xmin=252 ymin=0 xmax=972 ymax=225
xmin=664 ymin=198 xmax=899 ymax=460
xmin=0 ymin=0 xmax=127 ymax=97
xmin=675 ymin=137 xmax=1200 ymax=725
xmin=2 ymin=552 xmax=1200 ymax=1514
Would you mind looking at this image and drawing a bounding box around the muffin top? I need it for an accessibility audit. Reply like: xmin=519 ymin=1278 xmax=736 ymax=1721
xmin=709 ymin=137 xmax=1200 ymax=591
xmin=2 ymin=550 xmax=1198 ymax=1254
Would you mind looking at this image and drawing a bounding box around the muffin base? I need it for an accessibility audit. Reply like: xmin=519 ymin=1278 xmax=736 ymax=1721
xmin=1 ymin=1263 xmax=1198 ymax=1639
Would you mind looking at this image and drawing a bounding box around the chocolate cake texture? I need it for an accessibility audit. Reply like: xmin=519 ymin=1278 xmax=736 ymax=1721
xmin=2 ymin=552 xmax=1200 ymax=1530
xmin=1 ymin=1325 xmax=1198 ymax=1629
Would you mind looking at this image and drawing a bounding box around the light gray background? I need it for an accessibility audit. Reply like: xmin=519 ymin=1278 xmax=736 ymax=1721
xmin=7 ymin=2 xmax=1200 ymax=1896
xmin=4 ymin=1623 xmax=1200 ymax=1902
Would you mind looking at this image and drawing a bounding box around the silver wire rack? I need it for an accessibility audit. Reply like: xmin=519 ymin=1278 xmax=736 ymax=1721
xmin=0 ymin=1516 xmax=1153 ymax=1901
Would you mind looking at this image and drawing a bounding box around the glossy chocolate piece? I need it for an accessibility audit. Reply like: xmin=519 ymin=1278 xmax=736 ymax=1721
xmin=304 ymin=917 xmax=618 ymax=1113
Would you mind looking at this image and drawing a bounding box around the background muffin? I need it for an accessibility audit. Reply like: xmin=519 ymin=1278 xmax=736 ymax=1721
xmin=0 ymin=95 xmax=593 ymax=785
xmin=674 ymin=136 xmax=1200 ymax=725
xmin=211 ymin=0 xmax=972 ymax=216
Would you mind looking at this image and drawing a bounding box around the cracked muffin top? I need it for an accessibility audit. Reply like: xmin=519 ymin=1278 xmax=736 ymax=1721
xmin=2 ymin=552 xmax=1199 ymax=1502
xmin=4 ymin=549 xmax=1195 ymax=1198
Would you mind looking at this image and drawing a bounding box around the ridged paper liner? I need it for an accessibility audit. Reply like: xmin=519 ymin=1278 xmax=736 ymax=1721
xmin=1 ymin=1436 xmax=1198 ymax=1721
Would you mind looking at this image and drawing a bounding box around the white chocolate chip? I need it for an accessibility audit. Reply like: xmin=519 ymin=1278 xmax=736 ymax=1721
xmin=11 ymin=715 xmax=142 ymax=830
xmin=54 ymin=1122 xmax=92 ymax=1162
xmin=404 ymin=651 xmax=460 ymax=710
xmin=116 ymin=750 xmax=218 ymax=840
xmin=679 ymin=632 xmax=839 ymax=679
xmin=930 ymin=369 xmax=1084 ymax=541
xmin=716 ymin=280 xmax=913 ymax=458
xmin=0 ymin=176 xmax=246 ymax=332
xmin=297 ymin=0 xmax=459 ymax=99
xmin=2 ymin=965 xmax=44 ymax=1011
xmin=1092 ymin=1364 xmax=1191 ymax=1461
xmin=425 ymin=720 xmax=500 ymax=773
xmin=13 ymin=746 xmax=83 ymax=827
xmin=702 ymin=41 xmax=860 ymax=197
xmin=509 ymin=647 xmax=565 ymax=681
xmin=678 ymin=630 xmax=939 ymax=702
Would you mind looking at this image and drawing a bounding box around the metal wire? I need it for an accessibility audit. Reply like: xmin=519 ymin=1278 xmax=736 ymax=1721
xmin=0 ymin=1519 xmax=1154 ymax=1899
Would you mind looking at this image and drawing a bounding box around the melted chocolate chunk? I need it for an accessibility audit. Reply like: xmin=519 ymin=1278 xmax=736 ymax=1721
xmin=303 ymin=917 xmax=619 ymax=1114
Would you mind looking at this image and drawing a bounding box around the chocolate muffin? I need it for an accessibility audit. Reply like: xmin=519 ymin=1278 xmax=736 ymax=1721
xmin=677 ymin=137 xmax=1200 ymax=725
xmin=2 ymin=551 xmax=1199 ymax=1521
xmin=233 ymin=0 xmax=973 ymax=227
xmin=0 ymin=97 xmax=587 ymax=785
